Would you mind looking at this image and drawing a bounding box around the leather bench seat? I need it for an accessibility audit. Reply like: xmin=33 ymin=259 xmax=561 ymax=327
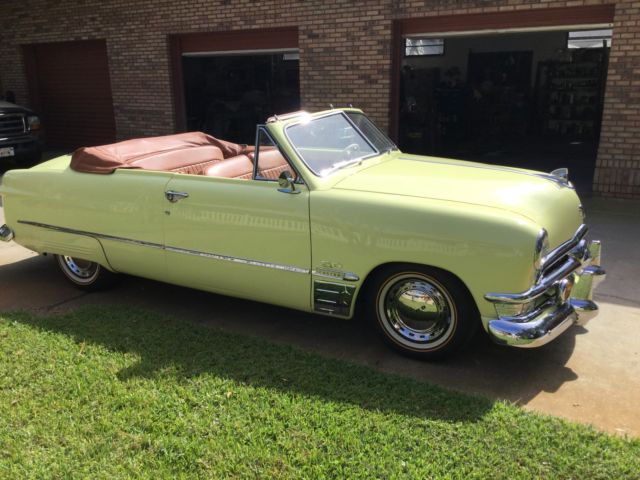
xmin=70 ymin=131 xmax=252 ymax=175
xmin=205 ymin=148 xmax=293 ymax=180
xmin=204 ymin=154 xmax=254 ymax=180
xmin=131 ymin=145 xmax=225 ymax=175
xmin=69 ymin=130 xmax=292 ymax=178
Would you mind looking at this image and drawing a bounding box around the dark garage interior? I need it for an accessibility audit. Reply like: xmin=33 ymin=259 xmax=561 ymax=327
xmin=398 ymin=28 xmax=612 ymax=192
xmin=182 ymin=51 xmax=300 ymax=144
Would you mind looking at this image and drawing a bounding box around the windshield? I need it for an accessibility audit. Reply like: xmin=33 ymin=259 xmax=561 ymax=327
xmin=286 ymin=112 xmax=388 ymax=177
xmin=345 ymin=112 xmax=397 ymax=153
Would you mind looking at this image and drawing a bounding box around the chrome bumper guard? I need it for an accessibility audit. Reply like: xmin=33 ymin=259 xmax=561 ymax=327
xmin=0 ymin=224 xmax=14 ymax=242
xmin=484 ymin=229 xmax=605 ymax=348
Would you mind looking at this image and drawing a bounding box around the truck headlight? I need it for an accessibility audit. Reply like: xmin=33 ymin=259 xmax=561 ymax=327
xmin=533 ymin=228 xmax=549 ymax=280
xmin=27 ymin=115 xmax=41 ymax=131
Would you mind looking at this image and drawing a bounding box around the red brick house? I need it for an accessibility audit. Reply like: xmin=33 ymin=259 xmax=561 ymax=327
xmin=1 ymin=0 xmax=638 ymax=197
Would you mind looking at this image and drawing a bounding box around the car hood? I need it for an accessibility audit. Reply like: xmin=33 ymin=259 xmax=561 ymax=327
xmin=333 ymin=153 xmax=584 ymax=246
xmin=0 ymin=100 xmax=33 ymax=114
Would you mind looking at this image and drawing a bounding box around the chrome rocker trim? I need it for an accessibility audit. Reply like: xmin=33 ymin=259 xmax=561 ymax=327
xmin=0 ymin=224 xmax=14 ymax=242
xmin=17 ymin=220 xmax=310 ymax=275
xmin=484 ymin=228 xmax=605 ymax=348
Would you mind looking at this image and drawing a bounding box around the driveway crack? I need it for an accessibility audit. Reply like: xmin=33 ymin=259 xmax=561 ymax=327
xmin=41 ymin=293 xmax=88 ymax=312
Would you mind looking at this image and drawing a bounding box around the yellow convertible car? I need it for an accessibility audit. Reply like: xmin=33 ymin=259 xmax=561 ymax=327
xmin=0 ymin=108 xmax=605 ymax=359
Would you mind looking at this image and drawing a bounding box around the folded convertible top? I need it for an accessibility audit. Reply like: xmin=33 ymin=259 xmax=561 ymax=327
xmin=70 ymin=132 xmax=251 ymax=174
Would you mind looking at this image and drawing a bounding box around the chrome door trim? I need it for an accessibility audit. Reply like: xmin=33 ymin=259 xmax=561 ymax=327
xmin=18 ymin=220 xmax=310 ymax=274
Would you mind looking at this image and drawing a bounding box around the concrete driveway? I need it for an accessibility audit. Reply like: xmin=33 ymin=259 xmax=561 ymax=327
xmin=1 ymin=166 xmax=639 ymax=436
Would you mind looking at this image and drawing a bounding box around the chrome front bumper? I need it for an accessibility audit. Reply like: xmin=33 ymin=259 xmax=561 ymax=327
xmin=484 ymin=228 xmax=605 ymax=348
xmin=0 ymin=224 xmax=14 ymax=242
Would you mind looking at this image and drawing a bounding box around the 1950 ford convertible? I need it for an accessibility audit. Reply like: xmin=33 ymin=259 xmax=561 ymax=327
xmin=0 ymin=108 xmax=606 ymax=359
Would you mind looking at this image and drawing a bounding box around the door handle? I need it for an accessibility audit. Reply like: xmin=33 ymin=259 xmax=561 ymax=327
xmin=165 ymin=190 xmax=189 ymax=203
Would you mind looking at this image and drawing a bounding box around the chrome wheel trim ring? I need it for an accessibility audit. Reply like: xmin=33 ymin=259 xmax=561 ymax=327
xmin=59 ymin=256 xmax=100 ymax=285
xmin=376 ymin=273 xmax=457 ymax=351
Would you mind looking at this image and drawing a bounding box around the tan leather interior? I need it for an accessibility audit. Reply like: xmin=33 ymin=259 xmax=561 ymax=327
xmin=71 ymin=132 xmax=251 ymax=174
xmin=250 ymin=149 xmax=293 ymax=180
xmin=130 ymin=145 xmax=224 ymax=174
xmin=204 ymin=154 xmax=254 ymax=179
xmin=204 ymin=148 xmax=293 ymax=180
xmin=70 ymin=131 xmax=294 ymax=180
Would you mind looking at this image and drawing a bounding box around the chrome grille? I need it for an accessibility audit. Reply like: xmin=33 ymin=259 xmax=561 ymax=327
xmin=541 ymin=253 xmax=570 ymax=278
xmin=540 ymin=225 xmax=588 ymax=278
xmin=0 ymin=114 xmax=26 ymax=136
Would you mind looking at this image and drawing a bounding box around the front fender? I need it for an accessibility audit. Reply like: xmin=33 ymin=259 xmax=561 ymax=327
xmin=310 ymin=189 xmax=541 ymax=319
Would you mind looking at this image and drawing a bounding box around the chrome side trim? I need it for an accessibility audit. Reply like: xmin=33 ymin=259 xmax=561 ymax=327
xmin=17 ymin=220 xmax=164 ymax=250
xmin=163 ymin=245 xmax=309 ymax=274
xmin=0 ymin=224 xmax=14 ymax=242
xmin=17 ymin=220 xmax=310 ymax=275
xmin=312 ymin=268 xmax=360 ymax=282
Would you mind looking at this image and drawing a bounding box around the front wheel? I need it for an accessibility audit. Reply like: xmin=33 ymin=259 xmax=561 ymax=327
xmin=365 ymin=265 xmax=478 ymax=360
xmin=55 ymin=255 xmax=118 ymax=291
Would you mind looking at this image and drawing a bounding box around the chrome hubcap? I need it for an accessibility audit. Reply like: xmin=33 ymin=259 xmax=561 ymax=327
xmin=378 ymin=274 xmax=455 ymax=349
xmin=62 ymin=256 xmax=99 ymax=281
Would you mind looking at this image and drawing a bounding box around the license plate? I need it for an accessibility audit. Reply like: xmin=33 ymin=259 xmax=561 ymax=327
xmin=0 ymin=147 xmax=15 ymax=158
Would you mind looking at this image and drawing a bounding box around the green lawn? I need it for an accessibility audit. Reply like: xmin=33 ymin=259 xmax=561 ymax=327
xmin=1 ymin=307 xmax=638 ymax=479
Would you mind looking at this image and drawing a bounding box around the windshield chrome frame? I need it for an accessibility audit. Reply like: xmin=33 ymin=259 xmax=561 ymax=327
xmin=254 ymin=124 xmax=305 ymax=185
xmin=283 ymin=111 xmax=381 ymax=177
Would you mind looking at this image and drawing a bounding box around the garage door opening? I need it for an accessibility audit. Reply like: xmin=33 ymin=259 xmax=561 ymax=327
xmin=397 ymin=26 xmax=612 ymax=192
xmin=182 ymin=50 xmax=299 ymax=143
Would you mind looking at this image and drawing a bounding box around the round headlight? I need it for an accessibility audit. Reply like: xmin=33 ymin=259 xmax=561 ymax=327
xmin=27 ymin=115 xmax=41 ymax=131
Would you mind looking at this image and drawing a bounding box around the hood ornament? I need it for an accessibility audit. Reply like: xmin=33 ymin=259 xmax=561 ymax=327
xmin=549 ymin=167 xmax=572 ymax=187
xmin=550 ymin=167 xmax=569 ymax=182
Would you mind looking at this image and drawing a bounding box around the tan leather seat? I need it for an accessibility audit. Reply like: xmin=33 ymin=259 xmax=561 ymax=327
xmin=70 ymin=131 xmax=250 ymax=174
xmin=250 ymin=149 xmax=294 ymax=180
xmin=205 ymin=149 xmax=294 ymax=180
xmin=204 ymin=154 xmax=254 ymax=179
xmin=129 ymin=145 xmax=224 ymax=174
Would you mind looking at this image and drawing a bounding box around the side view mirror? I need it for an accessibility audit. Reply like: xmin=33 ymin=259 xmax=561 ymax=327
xmin=278 ymin=170 xmax=300 ymax=194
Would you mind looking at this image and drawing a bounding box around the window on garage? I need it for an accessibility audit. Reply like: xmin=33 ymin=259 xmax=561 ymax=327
xmin=182 ymin=51 xmax=300 ymax=143
xmin=170 ymin=28 xmax=300 ymax=145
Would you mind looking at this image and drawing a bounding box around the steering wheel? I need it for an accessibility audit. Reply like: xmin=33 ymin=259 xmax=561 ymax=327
xmin=341 ymin=143 xmax=361 ymax=160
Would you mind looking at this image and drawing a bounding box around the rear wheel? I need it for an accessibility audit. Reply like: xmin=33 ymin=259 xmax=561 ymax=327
xmin=365 ymin=265 xmax=478 ymax=360
xmin=55 ymin=255 xmax=117 ymax=291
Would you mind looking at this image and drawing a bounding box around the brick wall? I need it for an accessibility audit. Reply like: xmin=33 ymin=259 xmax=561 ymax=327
xmin=0 ymin=0 xmax=638 ymax=198
xmin=594 ymin=0 xmax=640 ymax=198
